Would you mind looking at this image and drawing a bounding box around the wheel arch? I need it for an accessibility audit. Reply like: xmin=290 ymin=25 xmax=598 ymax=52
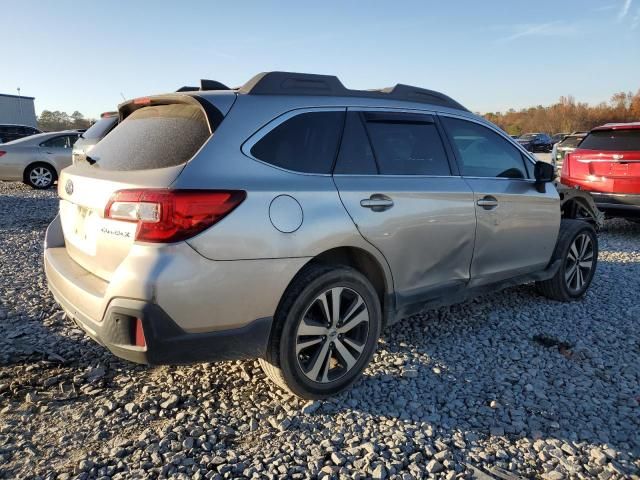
xmin=299 ymin=246 xmax=394 ymax=327
xmin=23 ymin=161 xmax=59 ymax=184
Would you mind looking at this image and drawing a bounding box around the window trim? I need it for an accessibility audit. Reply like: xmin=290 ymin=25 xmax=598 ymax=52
xmin=437 ymin=112 xmax=537 ymax=182
xmin=333 ymin=106 xmax=459 ymax=178
xmin=241 ymin=107 xmax=347 ymax=177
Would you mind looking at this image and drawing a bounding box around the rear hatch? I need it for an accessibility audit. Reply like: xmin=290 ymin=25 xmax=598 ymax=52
xmin=571 ymin=128 xmax=640 ymax=194
xmin=58 ymin=95 xmax=226 ymax=281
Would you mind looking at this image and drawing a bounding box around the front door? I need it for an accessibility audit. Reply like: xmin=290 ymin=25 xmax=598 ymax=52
xmin=439 ymin=115 xmax=560 ymax=285
xmin=332 ymin=109 xmax=477 ymax=308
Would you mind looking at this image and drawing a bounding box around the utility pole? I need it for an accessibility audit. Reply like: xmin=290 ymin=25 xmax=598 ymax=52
xmin=17 ymin=87 xmax=24 ymax=124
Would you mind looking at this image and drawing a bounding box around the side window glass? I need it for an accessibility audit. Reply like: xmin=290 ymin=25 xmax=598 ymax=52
xmin=363 ymin=115 xmax=450 ymax=175
xmin=250 ymin=111 xmax=344 ymax=174
xmin=41 ymin=136 xmax=67 ymax=148
xmin=334 ymin=113 xmax=377 ymax=174
xmin=441 ymin=117 xmax=529 ymax=179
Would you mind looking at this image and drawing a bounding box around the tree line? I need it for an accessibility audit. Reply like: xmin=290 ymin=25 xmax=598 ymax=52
xmin=483 ymin=90 xmax=640 ymax=136
xmin=37 ymin=89 xmax=639 ymax=135
xmin=37 ymin=110 xmax=95 ymax=132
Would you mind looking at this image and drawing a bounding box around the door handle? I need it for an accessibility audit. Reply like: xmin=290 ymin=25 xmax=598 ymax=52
xmin=477 ymin=196 xmax=498 ymax=209
xmin=360 ymin=194 xmax=394 ymax=211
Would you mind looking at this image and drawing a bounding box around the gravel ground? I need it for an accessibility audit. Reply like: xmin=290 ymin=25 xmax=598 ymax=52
xmin=0 ymin=181 xmax=638 ymax=480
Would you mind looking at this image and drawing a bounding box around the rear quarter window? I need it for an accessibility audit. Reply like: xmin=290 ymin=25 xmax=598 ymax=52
xmin=250 ymin=111 xmax=345 ymax=174
xmin=579 ymin=130 xmax=640 ymax=151
xmin=90 ymin=104 xmax=211 ymax=171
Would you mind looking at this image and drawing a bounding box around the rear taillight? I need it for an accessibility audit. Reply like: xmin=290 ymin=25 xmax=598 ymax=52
xmin=561 ymin=152 xmax=571 ymax=178
xmin=104 ymin=189 xmax=246 ymax=243
xmin=0 ymin=151 xmax=6 ymax=157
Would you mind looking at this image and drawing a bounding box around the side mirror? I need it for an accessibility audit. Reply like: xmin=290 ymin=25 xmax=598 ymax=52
xmin=534 ymin=161 xmax=555 ymax=192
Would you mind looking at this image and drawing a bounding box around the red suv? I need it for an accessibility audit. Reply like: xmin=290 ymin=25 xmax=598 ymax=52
xmin=561 ymin=122 xmax=640 ymax=219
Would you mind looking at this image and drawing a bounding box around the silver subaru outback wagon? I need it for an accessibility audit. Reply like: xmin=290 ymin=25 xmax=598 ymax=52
xmin=45 ymin=72 xmax=598 ymax=399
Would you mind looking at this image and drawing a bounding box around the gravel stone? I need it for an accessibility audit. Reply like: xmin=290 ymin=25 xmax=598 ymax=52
xmin=0 ymin=182 xmax=639 ymax=479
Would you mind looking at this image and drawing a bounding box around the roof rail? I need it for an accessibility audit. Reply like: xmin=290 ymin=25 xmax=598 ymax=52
xmin=176 ymin=79 xmax=230 ymax=93
xmin=237 ymin=71 xmax=468 ymax=111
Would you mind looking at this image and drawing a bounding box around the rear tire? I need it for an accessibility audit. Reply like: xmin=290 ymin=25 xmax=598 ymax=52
xmin=25 ymin=163 xmax=56 ymax=189
xmin=536 ymin=220 xmax=598 ymax=301
xmin=259 ymin=264 xmax=382 ymax=399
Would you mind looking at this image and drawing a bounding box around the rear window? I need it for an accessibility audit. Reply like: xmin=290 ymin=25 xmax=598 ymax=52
xmin=90 ymin=104 xmax=210 ymax=171
xmin=558 ymin=135 xmax=584 ymax=148
xmin=250 ymin=111 xmax=344 ymax=174
xmin=83 ymin=116 xmax=118 ymax=140
xmin=579 ymin=129 xmax=640 ymax=151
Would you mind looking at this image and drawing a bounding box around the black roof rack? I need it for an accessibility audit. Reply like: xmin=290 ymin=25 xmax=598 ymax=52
xmin=237 ymin=71 xmax=468 ymax=111
xmin=176 ymin=79 xmax=230 ymax=93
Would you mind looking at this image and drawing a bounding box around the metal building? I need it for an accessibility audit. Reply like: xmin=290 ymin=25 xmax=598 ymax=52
xmin=0 ymin=93 xmax=37 ymax=127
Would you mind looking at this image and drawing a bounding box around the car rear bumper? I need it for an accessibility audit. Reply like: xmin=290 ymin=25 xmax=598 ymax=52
xmin=590 ymin=192 xmax=640 ymax=215
xmin=43 ymin=214 xmax=307 ymax=364
xmin=46 ymin=270 xmax=271 ymax=364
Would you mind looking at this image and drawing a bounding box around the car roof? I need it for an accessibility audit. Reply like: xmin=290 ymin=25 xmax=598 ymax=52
xmin=591 ymin=122 xmax=640 ymax=132
xmin=0 ymin=124 xmax=40 ymax=129
xmin=0 ymin=130 xmax=79 ymax=146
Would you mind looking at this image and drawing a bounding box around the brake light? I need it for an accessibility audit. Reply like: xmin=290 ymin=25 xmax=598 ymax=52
xmin=104 ymin=189 xmax=246 ymax=243
xmin=561 ymin=153 xmax=571 ymax=178
xmin=133 ymin=97 xmax=151 ymax=105
xmin=0 ymin=151 xmax=6 ymax=157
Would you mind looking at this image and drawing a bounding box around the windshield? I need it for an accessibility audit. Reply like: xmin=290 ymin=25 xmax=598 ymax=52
xmin=519 ymin=134 xmax=537 ymax=141
xmin=559 ymin=135 xmax=584 ymax=149
xmin=82 ymin=116 xmax=118 ymax=140
xmin=89 ymin=104 xmax=211 ymax=171
xmin=579 ymin=129 xmax=640 ymax=151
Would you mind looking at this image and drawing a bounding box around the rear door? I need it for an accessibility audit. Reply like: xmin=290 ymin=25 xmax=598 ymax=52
xmin=333 ymin=109 xmax=476 ymax=306
xmin=58 ymin=99 xmax=216 ymax=281
xmin=40 ymin=134 xmax=78 ymax=168
xmin=440 ymin=115 xmax=560 ymax=285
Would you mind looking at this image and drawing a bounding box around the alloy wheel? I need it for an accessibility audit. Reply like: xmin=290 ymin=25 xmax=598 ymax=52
xmin=29 ymin=167 xmax=53 ymax=188
xmin=565 ymin=233 xmax=594 ymax=293
xmin=295 ymin=287 xmax=370 ymax=384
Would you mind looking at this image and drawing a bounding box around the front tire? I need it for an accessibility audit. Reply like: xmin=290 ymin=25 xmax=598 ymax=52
xmin=260 ymin=265 xmax=382 ymax=399
xmin=536 ymin=220 xmax=598 ymax=301
xmin=25 ymin=163 xmax=56 ymax=189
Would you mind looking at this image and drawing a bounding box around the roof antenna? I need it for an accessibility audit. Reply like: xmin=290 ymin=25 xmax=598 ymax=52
xmin=120 ymin=92 xmax=126 ymax=101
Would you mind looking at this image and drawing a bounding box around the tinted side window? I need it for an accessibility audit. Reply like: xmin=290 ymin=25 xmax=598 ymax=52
xmin=251 ymin=111 xmax=344 ymax=174
xmin=363 ymin=115 xmax=450 ymax=175
xmin=334 ymin=113 xmax=377 ymax=174
xmin=442 ymin=117 xmax=529 ymax=179
xmin=41 ymin=136 xmax=70 ymax=148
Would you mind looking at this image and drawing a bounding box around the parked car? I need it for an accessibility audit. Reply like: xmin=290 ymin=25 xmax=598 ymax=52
xmin=552 ymin=132 xmax=586 ymax=172
xmin=561 ymin=122 xmax=640 ymax=220
xmin=550 ymin=132 xmax=569 ymax=145
xmin=72 ymin=111 xmax=118 ymax=165
xmin=0 ymin=130 xmax=80 ymax=188
xmin=44 ymin=72 xmax=598 ymax=399
xmin=517 ymin=132 xmax=553 ymax=152
xmin=0 ymin=124 xmax=41 ymax=144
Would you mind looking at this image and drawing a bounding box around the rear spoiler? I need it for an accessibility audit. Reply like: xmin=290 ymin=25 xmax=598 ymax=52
xmin=118 ymin=94 xmax=224 ymax=134
xmin=176 ymin=79 xmax=230 ymax=92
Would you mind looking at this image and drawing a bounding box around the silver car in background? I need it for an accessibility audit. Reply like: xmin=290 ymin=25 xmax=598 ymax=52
xmin=0 ymin=130 xmax=80 ymax=188
xmin=44 ymin=72 xmax=598 ymax=399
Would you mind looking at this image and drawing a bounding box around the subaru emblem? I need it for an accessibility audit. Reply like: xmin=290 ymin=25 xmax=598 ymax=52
xmin=65 ymin=179 xmax=74 ymax=195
